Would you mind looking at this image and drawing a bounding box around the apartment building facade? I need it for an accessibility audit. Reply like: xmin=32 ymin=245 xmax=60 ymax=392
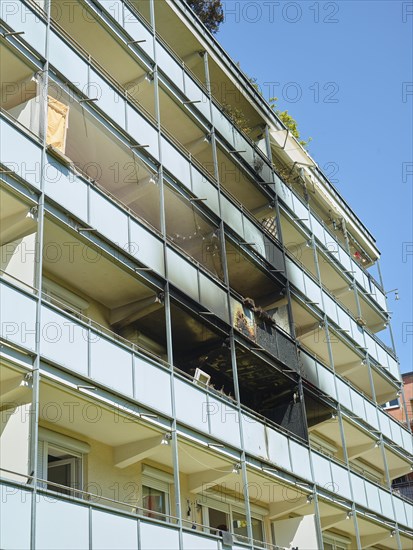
xmin=0 ymin=0 xmax=412 ymax=548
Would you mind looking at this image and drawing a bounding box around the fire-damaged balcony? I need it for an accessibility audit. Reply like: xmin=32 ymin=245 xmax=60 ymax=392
xmin=169 ymin=296 xmax=306 ymax=441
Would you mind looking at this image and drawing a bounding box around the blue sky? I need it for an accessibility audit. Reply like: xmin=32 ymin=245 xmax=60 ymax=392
xmin=217 ymin=0 xmax=413 ymax=373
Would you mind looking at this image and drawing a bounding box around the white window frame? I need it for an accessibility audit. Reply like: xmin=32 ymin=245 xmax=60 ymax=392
xmin=324 ymin=532 xmax=351 ymax=550
xmin=141 ymin=465 xmax=172 ymax=519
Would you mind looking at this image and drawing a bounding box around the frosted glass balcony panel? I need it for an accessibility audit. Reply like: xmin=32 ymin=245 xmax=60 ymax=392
xmin=331 ymin=462 xmax=352 ymax=500
xmin=349 ymin=319 xmax=364 ymax=348
xmin=221 ymin=195 xmax=244 ymax=237
xmin=373 ymin=285 xmax=387 ymax=311
xmin=184 ymin=74 xmax=210 ymax=121
xmin=267 ymin=427 xmax=291 ymax=471
xmin=212 ymin=104 xmax=234 ymax=147
xmin=242 ymin=216 xmax=266 ymax=258
xmin=259 ymin=158 xmax=273 ymax=183
xmin=311 ymin=216 xmax=327 ymax=247
xmin=387 ymin=356 xmax=400 ymax=380
xmin=91 ymin=509 xmax=138 ymax=550
xmin=292 ymin=195 xmax=309 ymax=224
xmin=364 ymin=401 xmax=379 ymax=430
xmin=350 ymin=472 xmax=368 ymax=508
xmin=190 ymin=166 xmax=220 ymax=215
xmin=404 ymin=501 xmax=413 ymax=528
xmin=199 ymin=273 xmax=229 ymax=323
xmin=174 ymin=378 xmax=208 ymax=432
xmin=157 ymin=44 xmax=184 ymax=90
xmin=378 ymin=411 xmax=393 ymax=441
xmin=161 ymin=137 xmax=191 ymax=186
xmin=285 ymin=257 xmax=305 ymax=294
xmin=140 ymin=522 xmax=180 ymax=550
xmin=299 ymin=352 xmax=318 ymax=386
xmin=134 ymin=357 xmax=172 ymax=416
xmin=304 ymin=276 xmax=322 ymax=306
xmin=401 ymin=427 xmax=413 ymax=455
xmin=393 ymin=495 xmax=408 ymax=527
xmin=40 ymin=305 xmax=88 ymax=376
xmin=36 ymin=496 xmax=89 ymax=550
xmin=129 ymin=220 xmax=165 ymax=276
xmin=387 ymin=420 xmax=403 ymax=448
xmin=364 ymin=480 xmax=381 ymax=514
xmin=277 ymin=181 xmax=294 ymax=210
xmin=317 ymin=364 xmax=337 ymax=400
xmin=207 ymin=396 xmax=240 ymax=447
xmin=49 ymin=32 xmax=89 ymax=93
xmin=339 ymin=247 xmax=352 ymax=272
xmin=44 ymin=156 xmax=88 ymax=222
xmin=233 ymin=131 xmax=254 ymax=167
xmin=323 ymin=292 xmax=339 ymax=325
xmin=123 ymin=6 xmax=154 ymax=59
xmin=0 ymin=282 xmax=37 ymax=351
xmin=0 ymin=0 xmax=46 ymax=57
xmin=0 ymin=483 xmax=31 ymax=550
xmin=166 ymin=248 xmax=199 ymax=302
xmin=336 ymin=306 xmax=353 ymax=337
xmin=0 ymin=117 xmax=42 ymax=188
xmin=352 ymin=262 xmax=368 ymax=292
xmin=349 ymin=388 xmax=367 ymax=421
xmin=336 ymin=378 xmax=352 ymax=411
xmin=312 ymin=451 xmax=333 ymax=490
xmin=126 ymin=105 xmax=159 ymax=159
xmin=379 ymin=489 xmax=394 ymax=520
xmin=364 ymin=333 xmax=379 ymax=364
xmin=89 ymin=189 xmax=129 ymax=249
xmin=182 ymin=532 xmax=218 ymax=550
xmin=242 ymin=413 xmax=268 ymax=460
xmin=89 ymin=70 xmax=126 ymax=128
xmin=90 ymin=335 xmax=133 ymax=396
xmin=290 ymin=441 xmax=312 ymax=481
xmin=376 ymin=341 xmax=390 ymax=370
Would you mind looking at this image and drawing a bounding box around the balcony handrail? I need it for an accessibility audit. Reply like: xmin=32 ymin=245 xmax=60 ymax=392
xmin=0 ymin=469 xmax=287 ymax=548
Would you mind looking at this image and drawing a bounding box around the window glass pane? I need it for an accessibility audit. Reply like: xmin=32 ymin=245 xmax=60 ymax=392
xmin=47 ymin=445 xmax=80 ymax=496
xmin=142 ymin=485 xmax=167 ymax=520
xmin=208 ymin=508 xmax=229 ymax=534
xmin=232 ymin=511 xmax=248 ymax=537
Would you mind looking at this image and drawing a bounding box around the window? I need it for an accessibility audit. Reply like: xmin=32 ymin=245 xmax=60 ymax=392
xmin=201 ymin=494 xmax=265 ymax=543
xmin=141 ymin=465 xmax=172 ymax=521
xmin=324 ymin=533 xmax=350 ymax=550
xmin=37 ymin=427 xmax=90 ymax=497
